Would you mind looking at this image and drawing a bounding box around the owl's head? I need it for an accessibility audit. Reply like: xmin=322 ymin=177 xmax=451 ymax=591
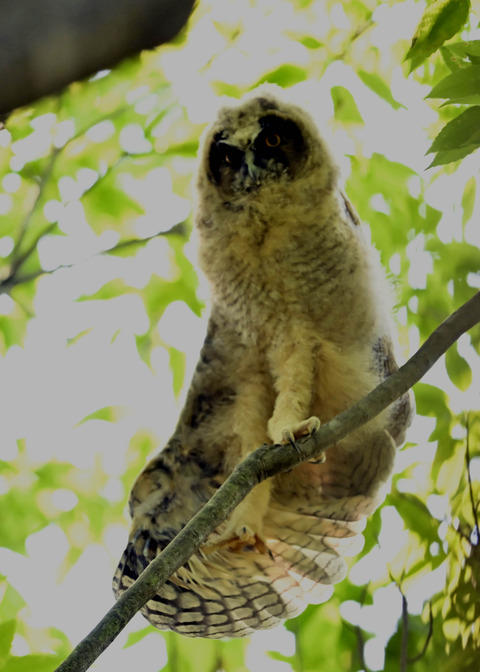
xmin=197 ymin=84 xmax=335 ymax=199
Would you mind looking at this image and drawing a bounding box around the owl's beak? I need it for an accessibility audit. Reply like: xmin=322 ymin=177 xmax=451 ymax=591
xmin=243 ymin=149 xmax=262 ymax=181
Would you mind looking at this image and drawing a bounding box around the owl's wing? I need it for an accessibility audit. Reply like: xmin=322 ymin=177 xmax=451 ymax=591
xmin=114 ymin=531 xmax=312 ymax=638
xmin=266 ymin=428 xmax=396 ymax=593
xmin=113 ymin=426 xmax=397 ymax=638
xmin=112 ymin=447 xmax=311 ymax=638
xmin=373 ymin=336 xmax=415 ymax=445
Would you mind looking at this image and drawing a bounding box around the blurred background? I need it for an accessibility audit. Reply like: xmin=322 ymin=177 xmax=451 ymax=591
xmin=0 ymin=0 xmax=479 ymax=670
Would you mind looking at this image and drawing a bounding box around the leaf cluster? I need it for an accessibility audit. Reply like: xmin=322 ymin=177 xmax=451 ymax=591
xmin=405 ymin=0 xmax=480 ymax=166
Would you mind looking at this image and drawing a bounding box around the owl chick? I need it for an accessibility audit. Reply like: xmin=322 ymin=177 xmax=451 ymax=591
xmin=113 ymin=85 xmax=413 ymax=638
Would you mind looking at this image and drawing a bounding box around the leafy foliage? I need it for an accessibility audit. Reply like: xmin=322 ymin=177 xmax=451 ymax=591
xmin=405 ymin=0 xmax=470 ymax=71
xmin=0 ymin=1 xmax=479 ymax=671
xmin=405 ymin=3 xmax=480 ymax=166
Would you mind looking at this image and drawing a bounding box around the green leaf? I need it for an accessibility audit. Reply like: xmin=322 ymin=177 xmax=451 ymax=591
xmin=160 ymin=633 xmax=220 ymax=672
xmin=0 ymin=579 xmax=25 ymax=622
xmin=413 ymin=382 xmax=450 ymax=419
xmin=268 ymin=651 xmax=296 ymax=666
xmin=255 ymin=65 xmax=307 ymax=88
xmin=211 ymin=82 xmax=243 ymax=98
xmin=427 ymin=64 xmax=480 ymax=103
xmin=163 ymin=141 xmax=199 ymax=157
xmin=441 ymin=44 xmax=470 ymax=71
xmin=82 ymin=172 xmax=145 ymax=236
xmin=299 ymin=36 xmax=323 ymax=49
xmin=169 ymin=346 xmax=186 ymax=397
xmin=427 ymin=106 xmax=480 ymax=164
xmin=464 ymin=39 xmax=480 ymax=61
xmin=358 ymin=70 xmax=405 ymax=109
xmin=330 ymin=86 xmax=363 ymax=123
xmin=406 ymin=0 xmax=470 ymax=71
xmin=124 ymin=625 xmax=157 ymax=648
xmin=431 ymin=433 xmax=457 ymax=481
xmin=0 ymin=619 xmax=16 ymax=659
xmin=66 ymin=328 xmax=93 ymax=346
xmin=428 ymin=144 xmax=480 ymax=167
xmin=0 ymin=310 xmax=29 ymax=354
xmin=135 ymin=332 xmax=154 ymax=367
xmin=441 ymin=39 xmax=480 ymax=70
xmin=445 ymin=343 xmax=472 ymax=390
xmin=219 ymin=639 xmax=249 ymax=672
xmin=461 ymin=176 xmax=476 ymax=226
xmin=392 ymin=493 xmax=439 ymax=542
xmin=436 ymin=442 xmax=466 ymax=495
xmin=76 ymin=406 xmax=128 ymax=424
xmin=2 ymin=654 xmax=62 ymax=672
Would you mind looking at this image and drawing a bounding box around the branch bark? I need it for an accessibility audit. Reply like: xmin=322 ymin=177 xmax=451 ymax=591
xmin=0 ymin=0 xmax=196 ymax=115
xmin=54 ymin=291 xmax=480 ymax=672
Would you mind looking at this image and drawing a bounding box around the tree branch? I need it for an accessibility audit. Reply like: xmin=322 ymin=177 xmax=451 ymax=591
xmin=0 ymin=224 xmax=186 ymax=296
xmin=54 ymin=291 xmax=480 ymax=672
xmin=0 ymin=0 xmax=195 ymax=116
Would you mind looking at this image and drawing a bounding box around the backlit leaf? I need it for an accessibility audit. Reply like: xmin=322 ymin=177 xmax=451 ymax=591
xmin=0 ymin=619 xmax=16 ymax=658
xmin=406 ymin=0 xmax=470 ymax=71
xmin=427 ymin=64 xmax=480 ymax=103
xmin=331 ymin=86 xmax=363 ymax=123
xmin=358 ymin=70 xmax=405 ymax=109
xmin=445 ymin=344 xmax=472 ymax=390
xmin=427 ymin=107 xmax=480 ymax=165
xmin=255 ymin=65 xmax=307 ymax=88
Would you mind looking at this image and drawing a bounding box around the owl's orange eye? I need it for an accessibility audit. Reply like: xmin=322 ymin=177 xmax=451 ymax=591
xmin=265 ymin=133 xmax=281 ymax=148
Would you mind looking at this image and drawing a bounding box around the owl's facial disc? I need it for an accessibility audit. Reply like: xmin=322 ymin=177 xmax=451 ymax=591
xmin=208 ymin=114 xmax=306 ymax=193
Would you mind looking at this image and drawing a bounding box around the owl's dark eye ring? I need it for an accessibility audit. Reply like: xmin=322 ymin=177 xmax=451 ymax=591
xmin=218 ymin=143 xmax=242 ymax=167
xmin=265 ymin=133 xmax=281 ymax=148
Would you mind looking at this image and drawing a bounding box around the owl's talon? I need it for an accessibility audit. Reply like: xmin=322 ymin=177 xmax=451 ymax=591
xmin=275 ymin=416 xmax=321 ymax=445
xmin=309 ymin=450 xmax=327 ymax=464
xmin=236 ymin=524 xmax=255 ymax=542
xmin=206 ymin=530 xmax=268 ymax=555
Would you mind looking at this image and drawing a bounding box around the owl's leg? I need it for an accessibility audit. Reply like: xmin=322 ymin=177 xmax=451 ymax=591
xmin=214 ymin=362 xmax=274 ymax=548
xmin=267 ymin=338 xmax=320 ymax=446
xmin=218 ymin=479 xmax=272 ymax=551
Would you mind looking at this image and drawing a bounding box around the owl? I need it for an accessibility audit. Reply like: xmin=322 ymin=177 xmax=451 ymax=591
xmin=113 ymin=85 xmax=413 ymax=638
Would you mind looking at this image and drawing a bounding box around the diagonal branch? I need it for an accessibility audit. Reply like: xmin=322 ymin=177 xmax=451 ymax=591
xmin=54 ymin=291 xmax=480 ymax=672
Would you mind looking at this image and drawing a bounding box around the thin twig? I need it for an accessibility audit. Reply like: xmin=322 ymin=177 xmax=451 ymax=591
xmin=54 ymin=291 xmax=480 ymax=672
xmin=0 ymin=224 xmax=185 ymax=295
xmin=400 ymin=591 xmax=409 ymax=672
xmin=465 ymin=415 xmax=480 ymax=540
xmin=407 ymin=603 xmax=434 ymax=664
xmin=11 ymin=150 xmax=60 ymax=270
xmin=354 ymin=583 xmax=371 ymax=672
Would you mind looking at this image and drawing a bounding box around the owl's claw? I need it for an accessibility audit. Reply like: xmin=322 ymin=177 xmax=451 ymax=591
xmin=278 ymin=417 xmax=326 ymax=465
xmin=206 ymin=528 xmax=269 ymax=555
xmin=309 ymin=451 xmax=327 ymax=464
xmin=276 ymin=416 xmax=321 ymax=445
xmin=236 ymin=524 xmax=255 ymax=542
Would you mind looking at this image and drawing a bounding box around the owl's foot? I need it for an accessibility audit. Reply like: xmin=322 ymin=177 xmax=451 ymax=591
xmin=272 ymin=415 xmax=321 ymax=445
xmin=270 ymin=416 xmax=325 ymax=464
xmin=207 ymin=527 xmax=269 ymax=554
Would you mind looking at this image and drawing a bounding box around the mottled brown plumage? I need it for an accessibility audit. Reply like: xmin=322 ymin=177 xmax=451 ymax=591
xmin=113 ymin=85 xmax=413 ymax=638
